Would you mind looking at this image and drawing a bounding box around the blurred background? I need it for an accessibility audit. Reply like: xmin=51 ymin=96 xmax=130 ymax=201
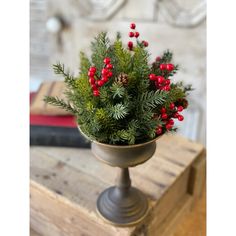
xmin=30 ymin=0 xmax=206 ymax=144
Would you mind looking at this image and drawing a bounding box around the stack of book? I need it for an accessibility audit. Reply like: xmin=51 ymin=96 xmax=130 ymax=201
xmin=30 ymin=81 xmax=90 ymax=148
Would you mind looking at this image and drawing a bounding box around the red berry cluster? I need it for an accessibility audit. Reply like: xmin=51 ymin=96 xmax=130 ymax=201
xmin=155 ymin=102 xmax=186 ymax=135
xmin=149 ymin=74 xmax=171 ymax=91
xmin=128 ymin=23 xmax=148 ymax=50
xmin=159 ymin=63 xmax=175 ymax=71
xmin=160 ymin=107 xmax=175 ymax=130
xmin=88 ymin=57 xmax=113 ymax=96
xmin=168 ymin=102 xmax=185 ymax=122
xmin=175 ymin=98 xmax=188 ymax=109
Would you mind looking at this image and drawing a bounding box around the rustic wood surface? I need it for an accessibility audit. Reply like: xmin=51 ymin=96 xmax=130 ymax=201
xmin=173 ymin=185 xmax=206 ymax=236
xmin=30 ymin=134 xmax=205 ymax=236
xmin=31 ymin=186 xmax=206 ymax=236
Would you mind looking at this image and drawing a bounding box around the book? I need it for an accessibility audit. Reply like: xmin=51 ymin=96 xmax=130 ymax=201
xmin=30 ymin=125 xmax=90 ymax=148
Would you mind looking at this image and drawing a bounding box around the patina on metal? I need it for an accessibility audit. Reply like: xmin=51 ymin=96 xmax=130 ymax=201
xmin=91 ymin=137 xmax=161 ymax=227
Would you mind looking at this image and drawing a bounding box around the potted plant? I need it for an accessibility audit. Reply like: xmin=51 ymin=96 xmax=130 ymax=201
xmin=44 ymin=23 xmax=192 ymax=226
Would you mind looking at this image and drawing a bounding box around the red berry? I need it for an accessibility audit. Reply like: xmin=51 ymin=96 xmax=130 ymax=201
xmin=91 ymin=84 xmax=97 ymax=90
xmin=103 ymin=57 xmax=111 ymax=65
xmin=173 ymin=112 xmax=179 ymax=118
xmin=89 ymin=67 xmax=96 ymax=73
xmin=149 ymin=74 xmax=156 ymax=81
xmin=89 ymin=77 xmax=95 ymax=84
xmin=165 ymin=79 xmax=171 ymax=85
xmin=156 ymin=127 xmax=162 ymax=135
xmin=160 ymin=64 xmax=166 ymax=70
xmin=163 ymin=85 xmax=171 ymax=91
xmin=107 ymin=71 xmax=113 ymax=77
xmin=93 ymin=90 xmax=100 ymax=96
xmin=168 ymin=119 xmax=174 ymax=125
xmin=134 ymin=32 xmax=140 ymax=38
xmin=106 ymin=64 xmax=113 ymax=69
xmin=157 ymin=76 xmax=165 ymax=84
xmin=102 ymin=68 xmax=108 ymax=76
xmin=177 ymin=106 xmax=183 ymax=112
xmin=129 ymin=32 xmax=134 ymax=37
xmin=161 ymin=113 xmax=168 ymax=119
xmin=169 ymin=102 xmax=175 ymax=110
xmin=166 ymin=123 xmax=173 ymax=130
xmin=161 ymin=107 xmax=166 ymax=113
xmin=142 ymin=41 xmax=149 ymax=47
xmin=101 ymin=76 xmax=108 ymax=82
xmin=130 ymin=23 xmax=136 ymax=29
xmin=156 ymin=56 xmax=161 ymax=61
xmin=166 ymin=64 xmax=174 ymax=71
xmin=88 ymin=71 xmax=95 ymax=77
xmin=178 ymin=115 xmax=184 ymax=121
xmin=97 ymin=80 xmax=104 ymax=87
xmin=128 ymin=41 xmax=133 ymax=49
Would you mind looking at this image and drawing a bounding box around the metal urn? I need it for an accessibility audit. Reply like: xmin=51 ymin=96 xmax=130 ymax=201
xmin=91 ymin=137 xmax=160 ymax=227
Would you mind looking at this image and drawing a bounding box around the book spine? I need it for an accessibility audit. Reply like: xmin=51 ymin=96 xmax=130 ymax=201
xmin=30 ymin=126 xmax=91 ymax=148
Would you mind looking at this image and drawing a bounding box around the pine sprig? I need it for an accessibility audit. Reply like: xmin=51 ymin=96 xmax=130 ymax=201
xmin=113 ymin=40 xmax=132 ymax=74
xmin=44 ymin=96 xmax=78 ymax=114
xmin=91 ymin=32 xmax=110 ymax=74
xmin=79 ymin=52 xmax=91 ymax=77
xmin=110 ymin=82 xmax=125 ymax=98
xmin=132 ymin=46 xmax=150 ymax=79
xmin=138 ymin=90 xmax=167 ymax=111
xmin=109 ymin=103 xmax=129 ymax=120
xmin=53 ymin=63 xmax=76 ymax=88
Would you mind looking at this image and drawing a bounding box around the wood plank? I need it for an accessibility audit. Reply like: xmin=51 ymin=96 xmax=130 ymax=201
xmin=188 ymin=150 xmax=206 ymax=198
xmin=173 ymin=185 xmax=206 ymax=236
xmin=30 ymin=228 xmax=41 ymax=236
xmin=31 ymin=181 xmax=133 ymax=236
xmin=149 ymin=194 xmax=193 ymax=236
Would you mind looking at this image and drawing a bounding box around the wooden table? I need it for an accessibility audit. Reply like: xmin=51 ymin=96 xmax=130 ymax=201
xmin=30 ymin=134 xmax=206 ymax=236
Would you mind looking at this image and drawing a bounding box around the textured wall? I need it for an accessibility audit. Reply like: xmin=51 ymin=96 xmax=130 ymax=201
xmin=30 ymin=0 xmax=50 ymax=80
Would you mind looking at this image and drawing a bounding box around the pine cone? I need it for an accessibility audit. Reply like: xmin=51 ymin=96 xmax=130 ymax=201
xmin=115 ymin=73 xmax=128 ymax=86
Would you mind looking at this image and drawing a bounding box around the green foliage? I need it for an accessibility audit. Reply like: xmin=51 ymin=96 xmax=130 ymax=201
xmin=109 ymin=103 xmax=129 ymax=120
xmin=44 ymin=96 xmax=78 ymax=114
xmin=91 ymin=32 xmax=110 ymax=75
xmin=53 ymin=63 xmax=76 ymax=88
xmin=132 ymin=46 xmax=150 ymax=79
xmin=110 ymin=82 xmax=125 ymax=98
xmin=44 ymin=30 xmax=192 ymax=145
xmin=79 ymin=52 xmax=91 ymax=77
xmin=137 ymin=90 xmax=167 ymax=111
xmin=113 ymin=40 xmax=132 ymax=74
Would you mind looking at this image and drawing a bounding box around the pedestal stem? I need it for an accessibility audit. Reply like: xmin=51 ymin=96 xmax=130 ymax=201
xmin=115 ymin=168 xmax=131 ymax=197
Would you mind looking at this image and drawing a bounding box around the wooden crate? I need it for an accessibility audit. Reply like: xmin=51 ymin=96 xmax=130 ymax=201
xmin=30 ymin=134 xmax=206 ymax=236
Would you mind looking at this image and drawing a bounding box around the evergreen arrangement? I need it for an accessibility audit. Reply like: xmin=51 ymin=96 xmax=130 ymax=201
xmin=44 ymin=23 xmax=192 ymax=145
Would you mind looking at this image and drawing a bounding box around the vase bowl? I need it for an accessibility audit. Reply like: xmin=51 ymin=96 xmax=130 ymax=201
xmin=91 ymin=138 xmax=158 ymax=168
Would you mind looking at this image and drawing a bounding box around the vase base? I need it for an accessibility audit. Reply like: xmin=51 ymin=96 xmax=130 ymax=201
xmin=96 ymin=186 xmax=149 ymax=227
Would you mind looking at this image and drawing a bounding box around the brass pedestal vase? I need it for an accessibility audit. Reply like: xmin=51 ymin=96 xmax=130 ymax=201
xmin=91 ymin=138 xmax=159 ymax=227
